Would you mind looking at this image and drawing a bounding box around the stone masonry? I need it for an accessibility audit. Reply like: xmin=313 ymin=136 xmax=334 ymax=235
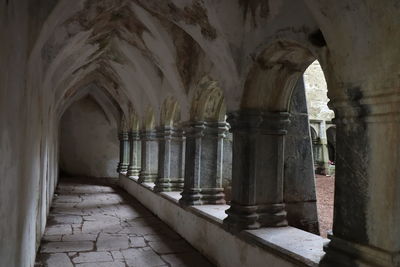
xmin=35 ymin=177 xmax=214 ymax=267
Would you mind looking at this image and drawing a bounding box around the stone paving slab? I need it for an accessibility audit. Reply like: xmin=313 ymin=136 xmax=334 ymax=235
xmin=148 ymin=240 xmax=195 ymax=254
xmin=162 ymin=253 xmax=216 ymax=267
xmin=62 ymin=234 xmax=97 ymax=242
xmin=75 ymin=262 xmax=125 ymax=267
xmin=44 ymin=253 xmax=73 ymax=267
xmin=129 ymin=236 xmax=146 ymax=247
xmin=41 ymin=241 xmax=94 ymax=253
xmin=35 ymin=177 xmax=214 ymax=267
xmin=96 ymin=233 xmax=130 ymax=251
xmin=54 ymin=195 xmax=82 ymax=203
xmin=122 ymin=248 xmax=165 ymax=267
xmin=45 ymin=224 xmax=73 ymax=235
xmin=49 ymin=214 xmax=83 ymax=224
xmin=72 ymin=252 xmax=113 ymax=263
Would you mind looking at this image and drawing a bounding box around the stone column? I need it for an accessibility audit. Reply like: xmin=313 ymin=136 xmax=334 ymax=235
xmin=179 ymin=121 xmax=228 ymax=205
xmin=284 ymin=78 xmax=319 ymax=234
xmin=138 ymin=130 xmax=158 ymax=183
xmin=154 ymin=126 xmax=185 ymax=192
xmin=321 ymin=96 xmax=400 ymax=267
xmin=317 ymin=120 xmax=330 ymax=175
xmin=223 ymin=111 xmax=290 ymax=231
xmin=117 ymin=131 xmax=130 ymax=173
xmin=127 ymin=131 xmax=141 ymax=177
xmin=222 ymin=131 xmax=233 ymax=202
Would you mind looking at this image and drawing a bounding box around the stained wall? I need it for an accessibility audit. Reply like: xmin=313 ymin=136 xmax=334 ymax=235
xmin=59 ymin=96 xmax=119 ymax=178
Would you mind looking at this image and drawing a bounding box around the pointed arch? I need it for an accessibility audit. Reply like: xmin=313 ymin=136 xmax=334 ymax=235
xmin=190 ymin=76 xmax=226 ymax=122
xmin=160 ymin=96 xmax=181 ymax=127
xmin=241 ymin=40 xmax=320 ymax=112
xmin=143 ymin=106 xmax=156 ymax=131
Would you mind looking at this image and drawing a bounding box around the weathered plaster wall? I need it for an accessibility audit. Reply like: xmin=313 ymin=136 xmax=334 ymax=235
xmin=304 ymin=61 xmax=334 ymax=121
xmin=60 ymin=96 xmax=119 ymax=178
xmin=0 ymin=4 xmax=29 ymax=265
xmin=0 ymin=2 xmax=60 ymax=266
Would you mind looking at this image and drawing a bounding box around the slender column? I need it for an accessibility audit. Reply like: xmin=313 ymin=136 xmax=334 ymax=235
xmin=312 ymin=133 xmax=321 ymax=167
xmin=222 ymin=131 xmax=233 ymax=202
xmin=127 ymin=131 xmax=141 ymax=177
xmin=117 ymin=131 xmax=130 ymax=173
xmin=223 ymin=110 xmax=290 ymax=231
xmin=179 ymin=121 xmax=228 ymax=205
xmin=138 ymin=130 xmax=158 ymax=183
xmin=154 ymin=126 xmax=185 ymax=192
xmin=321 ymin=95 xmax=400 ymax=267
xmin=317 ymin=120 xmax=330 ymax=175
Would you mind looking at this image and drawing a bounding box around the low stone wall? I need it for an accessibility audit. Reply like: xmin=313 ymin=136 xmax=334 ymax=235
xmin=119 ymin=175 xmax=326 ymax=267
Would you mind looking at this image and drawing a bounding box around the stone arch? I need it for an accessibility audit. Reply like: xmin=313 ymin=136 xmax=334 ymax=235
xmin=120 ymin=113 xmax=129 ymax=133
xmin=241 ymin=40 xmax=324 ymax=112
xmin=190 ymin=76 xmax=226 ymax=122
xmin=160 ymin=97 xmax=181 ymax=127
xmin=143 ymin=107 xmax=156 ymax=131
xmin=310 ymin=126 xmax=318 ymax=141
xmin=128 ymin=104 xmax=140 ymax=132
xmin=57 ymin=84 xmax=124 ymax=129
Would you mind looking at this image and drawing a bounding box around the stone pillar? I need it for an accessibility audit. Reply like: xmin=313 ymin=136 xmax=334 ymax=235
xmin=179 ymin=121 xmax=228 ymax=205
xmin=284 ymin=77 xmax=319 ymax=234
xmin=138 ymin=130 xmax=158 ymax=183
xmin=154 ymin=126 xmax=185 ymax=192
xmin=127 ymin=131 xmax=141 ymax=177
xmin=317 ymin=120 xmax=330 ymax=175
xmin=117 ymin=131 xmax=130 ymax=173
xmin=222 ymin=131 xmax=233 ymax=202
xmin=321 ymin=96 xmax=400 ymax=267
xmin=223 ymin=111 xmax=289 ymax=231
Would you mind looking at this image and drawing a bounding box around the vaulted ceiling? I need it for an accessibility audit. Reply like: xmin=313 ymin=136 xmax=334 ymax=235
xmin=26 ymin=0 xmax=400 ymax=129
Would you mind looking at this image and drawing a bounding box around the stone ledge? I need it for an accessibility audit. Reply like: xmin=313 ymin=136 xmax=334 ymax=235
xmin=119 ymin=174 xmax=326 ymax=267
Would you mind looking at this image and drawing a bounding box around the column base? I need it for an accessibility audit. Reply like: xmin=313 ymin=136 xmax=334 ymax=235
xmin=117 ymin=163 xmax=129 ymax=173
xmin=154 ymin=178 xmax=184 ymax=192
xmin=223 ymin=202 xmax=287 ymax=232
xmin=127 ymin=167 xmax=140 ymax=177
xmin=138 ymin=172 xmax=157 ymax=183
xmin=285 ymin=201 xmax=319 ymax=235
xmin=315 ymin=161 xmax=330 ymax=175
xmin=320 ymin=234 xmax=400 ymax=267
xmin=179 ymin=188 xmax=226 ymax=205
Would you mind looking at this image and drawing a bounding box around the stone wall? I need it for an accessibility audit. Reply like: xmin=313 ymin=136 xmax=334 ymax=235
xmin=304 ymin=61 xmax=334 ymax=122
xmin=60 ymin=96 xmax=119 ymax=178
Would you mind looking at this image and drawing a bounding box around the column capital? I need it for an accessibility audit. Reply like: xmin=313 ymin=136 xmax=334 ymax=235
xmin=118 ymin=131 xmax=129 ymax=140
xmin=156 ymin=125 xmax=184 ymax=140
xmin=140 ymin=130 xmax=157 ymax=140
xmin=128 ymin=131 xmax=140 ymax=140
xmin=227 ymin=110 xmax=290 ymax=135
xmin=183 ymin=120 xmax=229 ymax=138
xmin=330 ymin=90 xmax=400 ymax=125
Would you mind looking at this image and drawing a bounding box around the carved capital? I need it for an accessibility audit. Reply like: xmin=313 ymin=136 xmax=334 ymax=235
xmin=118 ymin=131 xmax=129 ymax=141
xmin=227 ymin=110 xmax=290 ymax=135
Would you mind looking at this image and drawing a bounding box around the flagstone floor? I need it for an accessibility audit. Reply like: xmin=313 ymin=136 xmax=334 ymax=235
xmin=35 ymin=177 xmax=214 ymax=267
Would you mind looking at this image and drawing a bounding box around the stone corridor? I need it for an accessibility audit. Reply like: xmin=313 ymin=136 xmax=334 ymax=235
xmin=35 ymin=177 xmax=214 ymax=267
